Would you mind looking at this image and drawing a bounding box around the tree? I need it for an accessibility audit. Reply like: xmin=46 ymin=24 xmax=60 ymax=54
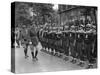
xmin=15 ymin=2 xmax=33 ymax=27
xmin=31 ymin=3 xmax=54 ymax=25
xmin=15 ymin=2 xmax=57 ymax=28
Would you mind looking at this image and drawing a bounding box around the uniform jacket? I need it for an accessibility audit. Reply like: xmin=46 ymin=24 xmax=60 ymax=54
xmin=28 ymin=27 xmax=39 ymax=46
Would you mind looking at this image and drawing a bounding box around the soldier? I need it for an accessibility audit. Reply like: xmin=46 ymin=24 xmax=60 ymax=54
xmin=55 ymin=31 xmax=63 ymax=57
xmin=76 ymin=31 xmax=85 ymax=67
xmin=62 ymin=31 xmax=70 ymax=61
xmin=84 ymin=32 xmax=94 ymax=68
xmin=29 ymin=25 xmax=39 ymax=60
xmin=45 ymin=31 xmax=49 ymax=52
xmin=83 ymin=21 xmax=97 ymax=68
xmin=52 ymin=32 xmax=57 ymax=55
xmin=40 ymin=30 xmax=45 ymax=51
xmin=54 ymin=32 xmax=59 ymax=56
xmin=58 ymin=32 xmax=63 ymax=57
xmin=69 ymin=30 xmax=77 ymax=63
xmin=43 ymin=31 xmax=48 ymax=52
xmin=21 ymin=26 xmax=29 ymax=58
xmin=39 ymin=30 xmax=45 ymax=50
xmin=48 ymin=31 xmax=56 ymax=55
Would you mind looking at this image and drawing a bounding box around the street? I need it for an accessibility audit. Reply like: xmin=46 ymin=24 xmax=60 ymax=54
xmin=15 ymin=44 xmax=86 ymax=73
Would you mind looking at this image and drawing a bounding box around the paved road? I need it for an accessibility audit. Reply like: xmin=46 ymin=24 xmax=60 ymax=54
xmin=15 ymin=43 xmax=87 ymax=74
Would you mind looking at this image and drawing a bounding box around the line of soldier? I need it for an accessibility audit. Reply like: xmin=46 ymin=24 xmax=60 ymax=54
xmin=38 ymin=26 xmax=97 ymax=69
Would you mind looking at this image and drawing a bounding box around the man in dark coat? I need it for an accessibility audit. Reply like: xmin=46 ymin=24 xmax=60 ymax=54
xmin=28 ymin=25 xmax=39 ymax=60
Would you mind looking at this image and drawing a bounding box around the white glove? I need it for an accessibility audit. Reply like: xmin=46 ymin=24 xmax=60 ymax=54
xmin=29 ymin=41 xmax=32 ymax=44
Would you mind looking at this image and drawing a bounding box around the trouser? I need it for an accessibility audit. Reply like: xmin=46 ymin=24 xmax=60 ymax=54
xmin=64 ymin=47 xmax=69 ymax=56
xmin=30 ymin=44 xmax=38 ymax=58
xmin=24 ymin=43 xmax=29 ymax=56
xmin=70 ymin=43 xmax=76 ymax=58
xmin=77 ymin=42 xmax=83 ymax=60
xmin=41 ymin=41 xmax=46 ymax=48
xmin=62 ymin=43 xmax=69 ymax=55
xmin=58 ymin=46 xmax=63 ymax=53
xmin=31 ymin=50 xmax=38 ymax=58
xmin=62 ymin=39 xmax=69 ymax=56
xmin=85 ymin=44 xmax=93 ymax=63
xmin=54 ymin=45 xmax=58 ymax=52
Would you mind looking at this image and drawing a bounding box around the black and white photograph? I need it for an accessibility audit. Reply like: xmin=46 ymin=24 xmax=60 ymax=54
xmin=11 ymin=1 xmax=97 ymax=74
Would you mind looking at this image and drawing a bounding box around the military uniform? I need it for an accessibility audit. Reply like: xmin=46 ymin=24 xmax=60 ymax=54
xmin=84 ymin=33 xmax=93 ymax=63
xmin=62 ymin=31 xmax=69 ymax=56
xmin=28 ymin=27 xmax=39 ymax=60
xmin=69 ymin=31 xmax=76 ymax=58
xmin=49 ymin=32 xmax=56 ymax=53
xmin=54 ymin=32 xmax=63 ymax=54
xmin=76 ymin=32 xmax=84 ymax=60
xmin=42 ymin=31 xmax=48 ymax=49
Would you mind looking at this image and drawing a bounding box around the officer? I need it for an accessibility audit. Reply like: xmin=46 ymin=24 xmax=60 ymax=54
xmin=29 ymin=25 xmax=39 ymax=60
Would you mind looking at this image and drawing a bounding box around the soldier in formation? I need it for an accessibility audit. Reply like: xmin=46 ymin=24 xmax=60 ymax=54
xmin=39 ymin=19 xmax=97 ymax=69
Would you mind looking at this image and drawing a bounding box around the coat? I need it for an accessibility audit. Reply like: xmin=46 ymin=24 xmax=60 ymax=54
xmin=28 ymin=27 xmax=39 ymax=46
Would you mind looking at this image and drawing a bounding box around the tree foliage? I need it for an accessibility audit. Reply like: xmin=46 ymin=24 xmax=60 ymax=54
xmin=15 ymin=2 xmax=55 ymax=27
